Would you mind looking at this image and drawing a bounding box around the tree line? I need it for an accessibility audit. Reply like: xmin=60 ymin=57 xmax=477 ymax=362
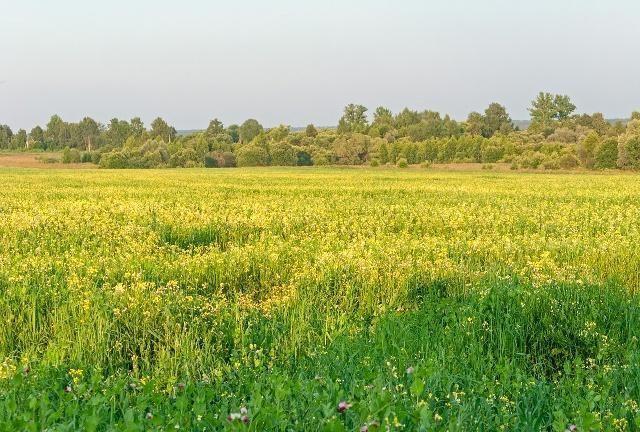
xmin=1 ymin=92 xmax=639 ymax=170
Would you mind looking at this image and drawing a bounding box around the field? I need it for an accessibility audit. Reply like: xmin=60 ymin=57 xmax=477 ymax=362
xmin=2 ymin=167 xmax=640 ymax=431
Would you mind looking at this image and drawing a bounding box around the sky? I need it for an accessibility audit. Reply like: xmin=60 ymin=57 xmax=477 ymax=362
xmin=1 ymin=0 xmax=639 ymax=130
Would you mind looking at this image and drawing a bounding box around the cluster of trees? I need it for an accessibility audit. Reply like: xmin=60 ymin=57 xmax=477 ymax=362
xmin=1 ymin=92 xmax=639 ymax=170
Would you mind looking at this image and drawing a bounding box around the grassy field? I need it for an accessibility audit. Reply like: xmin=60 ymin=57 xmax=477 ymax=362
xmin=2 ymin=167 xmax=640 ymax=431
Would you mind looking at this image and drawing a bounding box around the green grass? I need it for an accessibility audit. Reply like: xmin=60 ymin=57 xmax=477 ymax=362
xmin=1 ymin=167 xmax=640 ymax=430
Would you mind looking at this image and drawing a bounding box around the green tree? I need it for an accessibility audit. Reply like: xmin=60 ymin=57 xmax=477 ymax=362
xmin=130 ymin=117 xmax=145 ymax=137
xmin=0 ymin=125 xmax=13 ymax=149
xmin=594 ymin=138 xmax=618 ymax=169
xmin=106 ymin=119 xmax=132 ymax=148
xmin=150 ymin=117 xmax=176 ymax=143
xmin=618 ymin=120 xmax=640 ymax=169
xmin=482 ymin=103 xmax=513 ymax=137
xmin=305 ymin=124 xmax=318 ymax=138
xmin=528 ymin=92 xmax=557 ymax=132
xmin=378 ymin=141 xmax=389 ymax=164
xmin=577 ymin=131 xmax=599 ymax=168
xmin=239 ymin=119 xmax=263 ymax=143
xmin=554 ymin=94 xmax=576 ymax=121
xmin=78 ymin=117 xmax=100 ymax=150
xmin=11 ymin=129 xmax=27 ymax=149
xmin=394 ymin=108 xmax=420 ymax=129
xmin=206 ymin=118 xmax=224 ymax=137
xmin=267 ymin=125 xmax=290 ymax=142
xmin=45 ymin=115 xmax=69 ymax=147
xmin=29 ymin=126 xmax=44 ymax=148
xmin=337 ymin=104 xmax=368 ymax=134
xmin=373 ymin=106 xmax=393 ymax=125
xmin=227 ymin=124 xmax=240 ymax=143
xmin=465 ymin=112 xmax=484 ymax=135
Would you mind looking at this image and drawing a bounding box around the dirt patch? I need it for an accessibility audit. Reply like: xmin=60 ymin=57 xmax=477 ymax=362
xmin=0 ymin=153 xmax=96 ymax=169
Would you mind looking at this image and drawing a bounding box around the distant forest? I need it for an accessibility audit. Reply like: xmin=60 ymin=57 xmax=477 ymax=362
xmin=1 ymin=92 xmax=639 ymax=170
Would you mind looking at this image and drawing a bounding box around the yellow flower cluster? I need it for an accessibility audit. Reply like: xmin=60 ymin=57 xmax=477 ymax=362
xmin=0 ymin=168 xmax=639 ymax=376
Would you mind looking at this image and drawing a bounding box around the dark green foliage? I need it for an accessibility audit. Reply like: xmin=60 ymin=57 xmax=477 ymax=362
xmin=594 ymin=138 xmax=618 ymax=169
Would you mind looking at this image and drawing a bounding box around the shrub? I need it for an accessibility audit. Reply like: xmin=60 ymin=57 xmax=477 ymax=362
xmin=221 ymin=151 xmax=237 ymax=167
xmin=481 ymin=145 xmax=504 ymax=163
xmin=99 ymin=151 xmax=128 ymax=169
xmin=397 ymin=158 xmax=408 ymax=168
xmin=204 ymin=152 xmax=219 ymax=168
xmin=594 ymin=138 xmax=618 ymax=169
xmin=169 ymin=148 xmax=198 ymax=168
xmin=269 ymin=142 xmax=297 ymax=166
xmin=205 ymin=151 xmax=237 ymax=168
xmin=295 ymin=150 xmax=313 ymax=166
xmin=517 ymin=151 xmax=545 ymax=169
xmin=542 ymin=158 xmax=560 ymax=170
xmin=558 ymin=153 xmax=579 ymax=169
xmin=236 ymin=145 xmax=269 ymax=167
xmin=420 ymin=161 xmax=432 ymax=169
xmin=62 ymin=147 xmax=81 ymax=164
xmin=617 ymin=122 xmax=640 ymax=169
xmin=370 ymin=159 xmax=380 ymax=167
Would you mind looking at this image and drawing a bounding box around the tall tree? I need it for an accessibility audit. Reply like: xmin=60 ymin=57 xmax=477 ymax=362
xmin=11 ymin=129 xmax=27 ymax=149
xmin=29 ymin=126 xmax=44 ymax=148
xmin=150 ymin=117 xmax=176 ymax=143
xmin=130 ymin=117 xmax=145 ymax=137
xmin=78 ymin=117 xmax=100 ymax=150
xmin=206 ymin=118 xmax=225 ymax=137
xmin=528 ymin=92 xmax=557 ymax=132
xmin=45 ymin=115 xmax=68 ymax=147
xmin=554 ymin=94 xmax=576 ymax=121
xmin=106 ymin=119 xmax=131 ymax=147
xmin=373 ymin=106 xmax=393 ymax=125
xmin=0 ymin=125 xmax=13 ymax=149
xmin=305 ymin=124 xmax=318 ymax=138
xmin=239 ymin=119 xmax=263 ymax=143
xmin=465 ymin=112 xmax=484 ymax=136
xmin=337 ymin=104 xmax=368 ymax=134
xmin=482 ymin=103 xmax=514 ymax=137
xmin=227 ymin=124 xmax=240 ymax=143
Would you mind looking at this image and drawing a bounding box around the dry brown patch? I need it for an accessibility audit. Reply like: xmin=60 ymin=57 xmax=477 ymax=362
xmin=0 ymin=153 xmax=96 ymax=169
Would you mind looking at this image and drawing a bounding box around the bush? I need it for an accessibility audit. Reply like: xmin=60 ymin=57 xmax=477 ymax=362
xmin=99 ymin=151 xmax=128 ymax=169
xmin=236 ymin=145 xmax=270 ymax=167
xmin=397 ymin=158 xmax=408 ymax=168
xmin=370 ymin=159 xmax=380 ymax=167
xmin=517 ymin=151 xmax=545 ymax=169
xmin=205 ymin=151 xmax=236 ymax=168
xmin=62 ymin=147 xmax=81 ymax=164
xmin=204 ymin=152 xmax=218 ymax=168
xmin=269 ymin=142 xmax=297 ymax=166
xmin=558 ymin=153 xmax=579 ymax=169
xmin=420 ymin=161 xmax=432 ymax=169
xmin=295 ymin=150 xmax=313 ymax=166
xmin=594 ymin=138 xmax=618 ymax=169
xmin=618 ymin=130 xmax=640 ymax=169
xmin=542 ymin=158 xmax=559 ymax=170
xmin=169 ymin=148 xmax=198 ymax=168
xmin=481 ymin=145 xmax=504 ymax=163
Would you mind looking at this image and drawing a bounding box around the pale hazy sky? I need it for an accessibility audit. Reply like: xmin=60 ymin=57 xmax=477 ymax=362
xmin=1 ymin=0 xmax=639 ymax=130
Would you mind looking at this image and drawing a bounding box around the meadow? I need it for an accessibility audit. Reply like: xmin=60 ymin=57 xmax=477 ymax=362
xmin=1 ymin=167 xmax=640 ymax=431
